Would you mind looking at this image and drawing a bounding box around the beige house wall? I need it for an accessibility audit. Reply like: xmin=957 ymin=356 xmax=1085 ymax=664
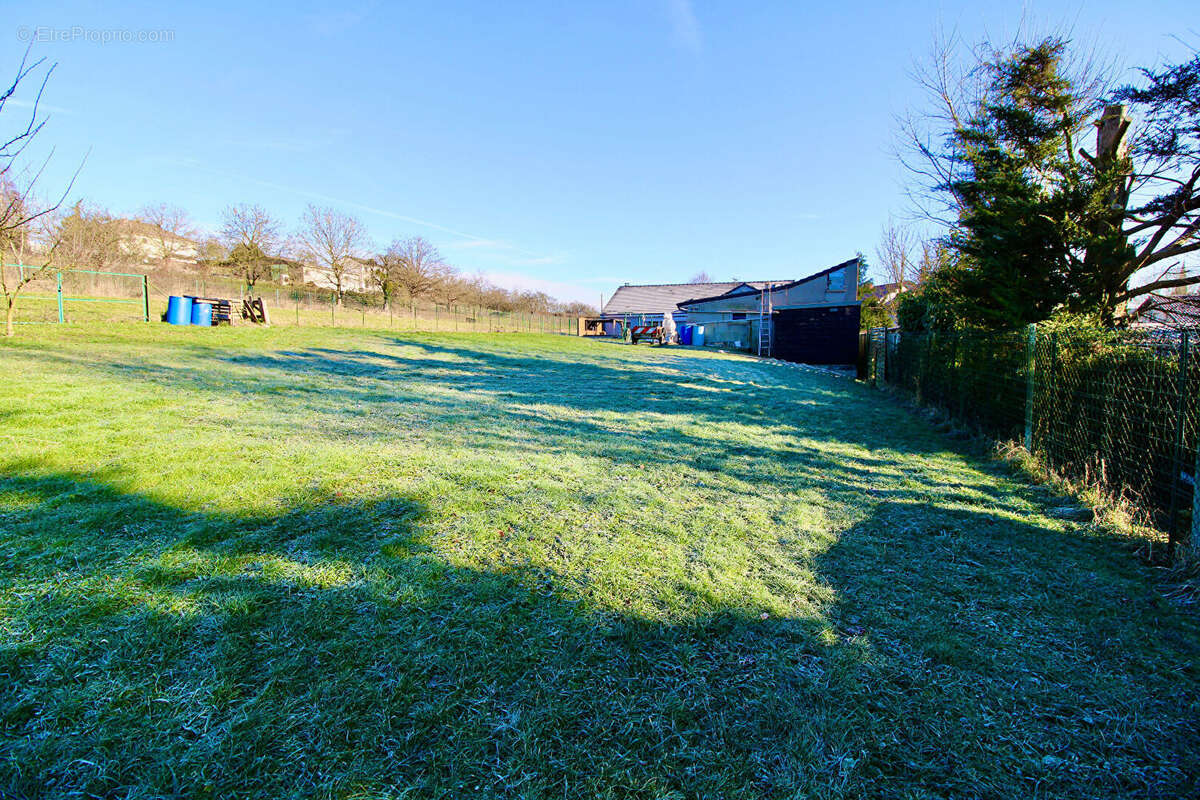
xmin=681 ymin=260 xmax=859 ymax=323
xmin=301 ymin=263 xmax=371 ymax=292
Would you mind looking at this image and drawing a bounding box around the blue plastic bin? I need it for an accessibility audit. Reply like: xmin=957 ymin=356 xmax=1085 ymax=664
xmin=680 ymin=325 xmax=693 ymax=345
xmin=190 ymin=301 xmax=213 ymax=327
xmin=166 ymin=295 xmax=192 ymax=325
xmin=693 ymin=325 xmax=705 ymax=347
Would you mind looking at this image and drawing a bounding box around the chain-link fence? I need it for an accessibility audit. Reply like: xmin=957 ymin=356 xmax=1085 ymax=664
xmin=868 ymin=325 xmax=1200 ymax=555
xmin=5 ymin=266 xmax=577 ymax=334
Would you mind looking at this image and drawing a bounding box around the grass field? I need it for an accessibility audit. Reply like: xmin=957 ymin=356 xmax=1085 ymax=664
xmin=1 ymin=325 xmax=1197 ymax=799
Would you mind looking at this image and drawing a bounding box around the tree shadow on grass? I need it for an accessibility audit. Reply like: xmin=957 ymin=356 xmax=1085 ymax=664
xmin=13 ymin=335 xmax=1036 ymax=515
xmin=1 ymin=471 xmax=1197 ymax=799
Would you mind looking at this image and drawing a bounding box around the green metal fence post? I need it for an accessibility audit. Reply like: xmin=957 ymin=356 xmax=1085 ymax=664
xmin=1048 ymin=331 xmax=1060 ymax=454
xmin=56 ymin=272 xmax=65 ymax=323
xmin=141 ymin=275 xmax=149 ymax=322
xmin=1024 ymin=323 xmax=1036 ymax=452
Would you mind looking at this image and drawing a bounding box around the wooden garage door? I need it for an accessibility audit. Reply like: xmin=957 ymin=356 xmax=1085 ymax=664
xmin=772 ymin=305 xmax=860 ymax=365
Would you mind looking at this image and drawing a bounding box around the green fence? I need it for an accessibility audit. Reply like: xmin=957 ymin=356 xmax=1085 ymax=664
xmin=867 ymin=324 xmax=1200 ymax=556
xmin=4 ymin=265 xmax=150 ymax=324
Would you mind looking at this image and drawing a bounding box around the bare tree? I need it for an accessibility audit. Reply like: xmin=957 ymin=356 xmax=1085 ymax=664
xmin=138 ymin=203 xmax=196 ymax=269
xmin=388 ymin=236 xmax=447 ymax=300
xmin=560 ymin=300 xmax=597 ymax=315
xmin=434 ymin=273 xmax=471 ymax=309
xmin=915 ymin=239 xmax=949 ymax=283
xmin=875 ymin=218 xmax=917 ymax=289
xmin=0 ymin=48 xmax=79 ymax=336
xmin=689 ymin=271 xmax=715 ymax=283
xmin=193 ymin=236 xmax=226 ymax=279
xmin=296 ymin=204 xmax=367 ymax=304
xmin=367 ymin=251 xmax=400 ymax=311
xmin=220 ymin=204 xmax=281 ymax=293
xmin=52 ymin=202 xmax=123 ymax=271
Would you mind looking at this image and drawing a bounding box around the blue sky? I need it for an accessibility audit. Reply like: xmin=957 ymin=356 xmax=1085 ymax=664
xmin=3 ymin=1 xmax=1193 ymax=304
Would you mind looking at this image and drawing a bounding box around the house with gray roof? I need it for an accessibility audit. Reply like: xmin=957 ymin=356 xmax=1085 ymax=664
xmin=601 ymin=280 xmax=786 ymax=325
xmin=676 ymin=257 xmax=863 ymax=363
xmin=596 ymin=258 xmax=862 ymax=364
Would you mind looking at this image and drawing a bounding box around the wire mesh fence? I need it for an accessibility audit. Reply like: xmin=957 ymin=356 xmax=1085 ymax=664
xmin=868 ymin=324 xmax=1200 ymax=554
xmin=4 ymin=266 xmax=577 ymax=334
xmin=153 ymin=274 xmax=576 ymax=333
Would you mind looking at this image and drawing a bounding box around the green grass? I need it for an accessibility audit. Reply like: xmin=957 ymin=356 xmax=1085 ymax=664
xmin=0 ymin=324 xmax=1196 ymax=799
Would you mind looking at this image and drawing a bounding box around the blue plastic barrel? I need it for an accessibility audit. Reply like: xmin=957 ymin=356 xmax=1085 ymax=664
xmin=681 ymin=325 xmax=693 ymax=345
xmin=166 ymin=295 xmax=192 ymax=325
xmin=190 ymin=301 xmax=213 ymax=327
xmin=693 ymin=325 xmax=705 ymax=347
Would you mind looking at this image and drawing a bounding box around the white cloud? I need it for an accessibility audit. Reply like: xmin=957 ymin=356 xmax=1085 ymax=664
xmin=5 ymin=98 xmax=73 ymax=115
xmin=664 ymin=0 xmax=702 ymax=54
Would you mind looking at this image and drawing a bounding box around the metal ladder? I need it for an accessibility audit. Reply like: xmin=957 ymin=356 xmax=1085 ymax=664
xmin=757 ymin=282 xmax=773 ymax=357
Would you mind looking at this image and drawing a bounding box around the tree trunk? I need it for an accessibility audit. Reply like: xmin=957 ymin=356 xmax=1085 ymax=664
xmin=5 ymin=300 xmax=15 ymax=337
xmin=1083 ymin=104 xmax=1133 ymax=322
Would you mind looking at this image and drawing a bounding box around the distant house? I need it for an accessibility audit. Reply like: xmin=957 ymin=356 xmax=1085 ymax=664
xmin=294 ymin=258 xmax=374 ymax=293
xmin=868 ymin=281 xmax=912 ymax=305
xmin=1131 ymin=293 xmax=1200 ymax=330
xmin=115 ymin=220 xmax=200 ymax=265
xmin=677 ymin=257 xmax=862 ymax=364
xmin=601 ymin=280 xmax=788 ymax=335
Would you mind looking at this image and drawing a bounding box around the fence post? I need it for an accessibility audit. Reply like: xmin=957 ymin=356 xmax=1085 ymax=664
xmin=56 ymin=272 xmax=65 ymax=323
xmin=1192 ymin=418 xmax=1200 ymax=558
xmin=141 ymin=275 xmax=149 ymax=322
xmin=874 ymin=329 xmax=886 ymax=388
xmin=1024 ymin=323 xmax=1036 ymax=452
